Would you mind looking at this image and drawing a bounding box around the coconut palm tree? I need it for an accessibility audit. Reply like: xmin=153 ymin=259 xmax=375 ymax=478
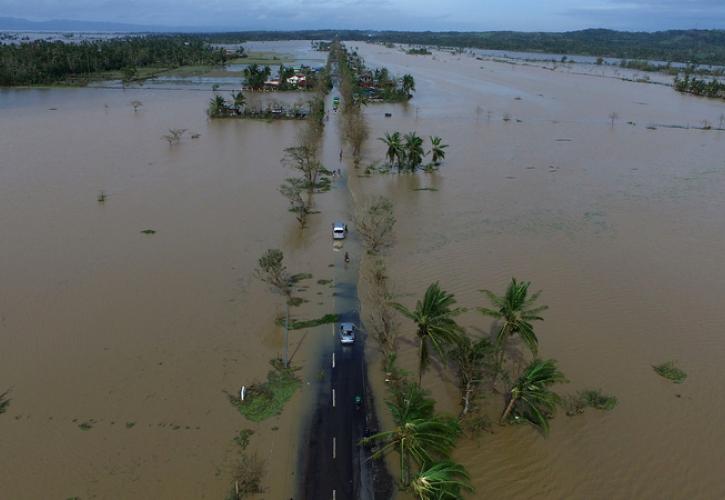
xmin=402 ymin=74 xmax=416 ymax=96
xmin=391 ymin=282 xmax=462 ymax=385
xmin=208 ymin=95 xmax=228 ymax=117
xmin=363 ymin=410 xmax=461 ymax=487
xmin=501 ymin=358 xmax=566 ymax=434
xmin=429 ymin=136 xmax=449 ymax=166
xmin=403 ymin=132 xmax=426 ymax=171
xmin=410 ymin=460 xmax=474 ymax=500
xmin=379 ymin=131 xmax=403 ymax=170
xmin=479 ymin=278 xmax=548 ymax=362
xmin=231 ymin=91 xmax=246 ymax=113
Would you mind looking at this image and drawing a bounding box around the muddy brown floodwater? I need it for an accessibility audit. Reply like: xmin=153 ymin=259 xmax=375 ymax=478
xmin=348 ymin=42 xmax=725 ymax=499
xmin=1 ymin=39 xmax=725 ymax=500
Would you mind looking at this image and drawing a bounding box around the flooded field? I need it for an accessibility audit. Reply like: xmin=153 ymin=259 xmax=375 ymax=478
xmin=1 ymin=39 xmax=725 ymax=500
xmin=350 ymin=43 xmax=725 ymax=499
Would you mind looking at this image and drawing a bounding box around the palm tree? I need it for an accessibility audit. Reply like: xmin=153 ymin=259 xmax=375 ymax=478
xmin=429 ymin=136 xmax=449 ymax=165
xmin=410 ymin=460 xmax=474 ymax=500
xmin=231 ymin=91 xmax=246 ymax=113
xmin=208 ymin=95 xmax=228 ymax=117
xmin=379 ymin=131 xmax=403 ymax=170
xmin=402 ymin=74 xmax=416 ymax=96
xmin=403 ymin=132 xmax=426 ymax=171
xmin=479 ymin=278 xmax=548 ymax=363
xmin=363 ymin=407 xmax=461 ymax=487
xmin=391 ymin=282 xmax=462 ymax=385
xmin=501 ymin=358 xmax=566 ymax=434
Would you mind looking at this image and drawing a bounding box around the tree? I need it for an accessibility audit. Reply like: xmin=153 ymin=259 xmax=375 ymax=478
xmin=161 ymin=128 xmax=186 ymax=146
xmin=282 ymin=145 xmax=325 ymax=190
xmin=345 ymin=110 xmax=369 ymax=167
xmin=244 ymin=63 xmax=271 ymax=90
xmin=208 ymin=95 xmax=228 ymax=117
xmin=379 ymin=131 xmax=404 ymax=170
xmin=231 ymin=91 xmax=246 ymax=113
xmin=410 ymin=460 xmax=474 ymax=500
xmin=279 ymin=177 xmax=311 ymax=228
xmin=0 ymin=389 xmax=10 ymax=415
xmin=355 ymin=196 xmax=396 ymax=254
xmin=391 ymin=282 xmax=462 ymax=385
xmin=479 ymin=278 xmax=547 ymax=363
xmin=403 ymin=132 xmax=426 ymax=171
xmin=500 ymin=358 xmax=567 ymax=434
xmin=256 ymin=249 xmax=292 ymax=297
xmin=451 ymin=334 xmax=495 ymax=417
xmin=130 ymin=100 xmax=143 ymax=112
xmin=362 ymin=383 xmax=461 ymax=487
xmin=429 ymin=136 xmax=448 ymax=166
xmin=608 ymin=111 xmax=619 ymax=128
xmin=401 ymin=74 xmax=416 ymax=96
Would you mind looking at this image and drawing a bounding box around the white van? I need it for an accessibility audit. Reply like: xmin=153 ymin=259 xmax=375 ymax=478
xmin=332 ymin=221 xmax=348 ymax=240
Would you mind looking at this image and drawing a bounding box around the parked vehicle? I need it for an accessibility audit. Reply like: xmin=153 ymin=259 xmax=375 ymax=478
xmin=332 ymin=221 xmax=348 ymax=240
xmin=339 ymin=322 xmax=356 ymax=344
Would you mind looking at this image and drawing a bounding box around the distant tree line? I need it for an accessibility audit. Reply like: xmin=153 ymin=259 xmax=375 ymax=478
xmin=674 ymin=74 xmax=725 ymax=99
xmin=0 ymin=36 xmax=226 ymax=86
xmin=195 ymin=29 xmax=725 ymax=66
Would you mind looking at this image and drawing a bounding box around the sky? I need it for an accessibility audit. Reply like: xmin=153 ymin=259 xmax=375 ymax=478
xmin=3 ymin=0 xmax=725 ymax=31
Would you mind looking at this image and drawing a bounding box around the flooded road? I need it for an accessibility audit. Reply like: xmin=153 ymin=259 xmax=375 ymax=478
xmin=349 ymin=42 xmax=725 ymax=499
xmin=1 ymin=39 xmax=725 ymax=499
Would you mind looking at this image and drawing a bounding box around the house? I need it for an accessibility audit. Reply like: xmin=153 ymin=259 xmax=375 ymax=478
xmin=358 ymin=71 xmax=374 ymax=88
xmin=286 ymin=74 xmax=307 ymax=88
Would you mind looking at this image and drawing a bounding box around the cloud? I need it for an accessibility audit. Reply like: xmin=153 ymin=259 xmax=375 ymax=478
xmin=564 ymin=0 xmax=725 ymax=30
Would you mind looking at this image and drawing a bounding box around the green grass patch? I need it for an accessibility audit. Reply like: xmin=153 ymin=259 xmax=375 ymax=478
xmin=565 ymin=389 xmax=617 ymax=416
xmin=653 ymin=361 xmax=687 ymax=384
xmin=234 ymin=429 xmax=255 ymax=450
xmin=229 ymin=359 xmax=301 ymax=422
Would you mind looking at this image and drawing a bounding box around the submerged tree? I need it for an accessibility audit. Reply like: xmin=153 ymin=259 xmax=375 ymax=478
xmin=282 ymin=145 xmax=325 ymax=190
xmin=208 ymin=95 xmax=229 ymax=117
xmin=401 ymin=74 xmax=416 ymax=97
xmin=379 ymin=131 xmax=404 ymax=170
xmin=501 ymin=358 xmax=567 ymax=434
xmin=279 ymin=177 xmax=311 ymax=228
xmin=391 ymin=282 xmax=462 ymax=386
xmin=161 ymin=128 xmax=187 ymax=146
xmin=451 ymin=334 xmax=495 ymax=417
xmin=403 ymin=132 xmax=426 ymax=171
xmin=244 ymin=63 xmax=271 ymax=90
xmin=479 ymin=278 xmax=548 ymax=365
xmin=231 ymin=91 xmax=246 ymax=113
xmin=256 ymin=249 xmax=292 ymax=298
xmin=130 ymin=100 xmax=143 ymax=112
xmin=410 ymin=460 xmax=473 ymax=500
xmin=429 ymin=136 xmax=449 ymax=166
xmin=355 ymin=196 xmax=396 ymax=254
xmin=0 ymin=389 xmax=10 ymax=415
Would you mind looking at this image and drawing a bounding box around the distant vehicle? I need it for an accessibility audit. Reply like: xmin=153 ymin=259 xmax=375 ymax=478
xmin=333 ymin=96 xmax=340 ymax=110
xmin=339 ymin=322 xmax=356 ymax=344
xmin=332 ymin=221 xmax=347 ymax=240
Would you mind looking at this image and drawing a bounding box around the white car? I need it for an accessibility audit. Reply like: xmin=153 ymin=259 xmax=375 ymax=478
xmin=339 ymin=322 xmax=356 ymax=344
xmin=332 ymin=221 xmax=348 ymax=240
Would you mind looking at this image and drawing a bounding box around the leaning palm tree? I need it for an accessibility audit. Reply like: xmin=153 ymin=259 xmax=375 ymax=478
xmin=479 ymin=278 xmax=548 ymax=363
xmin=363 ymin=415 xmax=461 ymax=487
xmin=410 ymin=460 xmax=474 ymax=500
xmin=401 ymin=74 xmax=416 ymax=96
xmin=403 ymin=132 xmax=426 ymax=171
xmin=429 ymin=136 xmax=449 ymax=165
xmin=379 ymin=131 xmax=403 ymax=170
xmin=501 ymin=358 xmax=566 ymax=434
xmin=391 ymin=282 xmax=462 ymax=385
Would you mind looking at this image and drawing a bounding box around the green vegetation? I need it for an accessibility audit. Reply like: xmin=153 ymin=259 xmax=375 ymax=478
xmin=0 ymin=36 xmax=227 ymax=86
xmin=501 ymin=359 xmax=567 ymax=434
xmin=234 ymin=429 xmax=255 ymax=450
xmin=355 ymin=196 xmax=396 ymax=254
xmin=226 ymin=452 xmax=266 ymax=499
xmin=230 ymin=359 xmax=301 ymax=422
xmin=406 ymin=47 xmax=432 ymax=55
xmin=674 ymin=74 xmax=725 ymax=99
xmin=278 ymin=313 xmax=339 ymax=330
xmin=565 ymin=389 xmax=618 ymax=416
xmin=0 ymin=389 xmax=10 ymax=415
xmin=140 ymin=229 xmax=157 ymax=235
xmin=653 ymin=361 xmax=687 ymax=384
xmin=411 ymin=460 xmax=474 ymax=500
xmin=379 ymin=132 xmax=449 ymax=171
xmin=78 ymin=420 xmax=94 ymax=431
xmin=125 ymin=421 xmax=136 ymax=429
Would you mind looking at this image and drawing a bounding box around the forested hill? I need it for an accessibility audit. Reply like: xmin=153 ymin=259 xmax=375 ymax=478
xmin=202 ymin=29 xmax=725 ymax=66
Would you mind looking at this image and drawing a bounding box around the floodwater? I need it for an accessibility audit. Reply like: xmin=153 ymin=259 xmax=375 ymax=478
xmin=1 ymin=39 xmax=725 ymax=500
xmin=0 ymin=82 xmax=350 ymax=498
xmin=348 ymin=42 xmax=725 ymax=499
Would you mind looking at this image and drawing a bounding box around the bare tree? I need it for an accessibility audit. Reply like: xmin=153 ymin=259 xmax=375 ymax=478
xmin=355 ymin=196 xmax=396 ymax=254
xmin=282 ymin=145 xmax=325 ymax=190
xmin=609 ymin=112 xmax=619 ymax=128
xmin=344 ymin=109 xmax=369 ymax=167
xmin=130 ymin=100 xmax=143 ymax=112
xmin=365 ymin=259 xmax=398 ymax=357
xmin=162 ymin=128 xmax=187 ymax=146
xmin=279 ymin=178 xmax=311 ymax=228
